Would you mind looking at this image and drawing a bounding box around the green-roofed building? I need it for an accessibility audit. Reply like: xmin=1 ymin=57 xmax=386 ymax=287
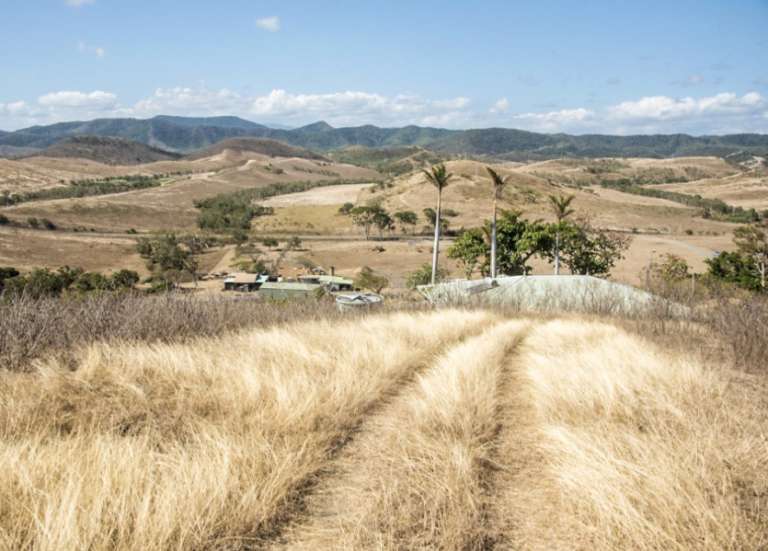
xmin=258 ymin=281 xmax=322 ymax=300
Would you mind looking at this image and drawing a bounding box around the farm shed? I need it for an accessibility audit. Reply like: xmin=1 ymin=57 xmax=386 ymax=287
xmin=258 ymin=281 xmax=322 ymax=300
xmin=298 ymin=274 xmax=354 ymax=292
xmin=223 ymin=273 xmax=267 ymax=292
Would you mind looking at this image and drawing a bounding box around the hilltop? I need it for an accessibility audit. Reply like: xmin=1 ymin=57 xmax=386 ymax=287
xmin=31 ymin=136 xmax=181 ymax=165
xmin=2 ymin=115 xmax=767 ymax=158
xmin=186 ymin=137 xmax=327 ymax=161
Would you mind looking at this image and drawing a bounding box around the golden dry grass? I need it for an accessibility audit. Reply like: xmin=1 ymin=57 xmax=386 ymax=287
xmin=1 ymin=310 xmax=766 ymax=550
xmin=502 ymin=320 xmax=768 ymax=550
xmin=0 ymin=310 xmax=494 ymax=550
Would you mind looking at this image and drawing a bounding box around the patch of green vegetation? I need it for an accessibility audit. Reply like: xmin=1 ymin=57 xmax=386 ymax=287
xmin=0 ymin=175 xmax=165 ymax=206
xmin=329 ymin=146 xmax=443 ymax=175
xmin=194 ymin=178 xmax=380 ymax=232
xmin=598 ymin=178 xmax=761 ymax=223
xmin=0 ymin=266 xmax=139 ymax=298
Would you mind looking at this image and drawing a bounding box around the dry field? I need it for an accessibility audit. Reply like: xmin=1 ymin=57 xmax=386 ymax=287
xmin=1 ymin=151 xmax=378 ymax=232
xmin=1 ymin=153 xmax=765 ymax=288
xmin=1 ymin=308 xmax=766 ymax=550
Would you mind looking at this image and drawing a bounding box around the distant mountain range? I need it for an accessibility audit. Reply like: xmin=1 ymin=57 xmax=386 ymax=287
xmin=1 ymin=115 xmax=767 ymax=160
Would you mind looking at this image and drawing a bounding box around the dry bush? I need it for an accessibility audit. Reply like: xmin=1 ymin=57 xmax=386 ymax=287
xmin=503 ymin=320 xmax=768 ymax=550
xmin=0 ymin=310 xmax=495 ymax=550
xmin=0 ymin=293 xmax=346 ymax=372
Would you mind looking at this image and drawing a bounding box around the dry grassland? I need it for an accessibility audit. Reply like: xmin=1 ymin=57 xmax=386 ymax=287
xmin=1 ymin=308 xmax=766 ymax=550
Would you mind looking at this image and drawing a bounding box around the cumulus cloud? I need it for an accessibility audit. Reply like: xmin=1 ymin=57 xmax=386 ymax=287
xmin=511 ymin=108 xmax=594 ymax=131
xmin=0 ymin=101 xmax=29 ymax=115
xmin=256 ymin=16 xmax=280 ymax=32
xmin=38 ymin=90 xmax=117 ymax=109
xmin=1 ymin=87 xmax=766 ymax=134
xmin=608 ymin=92 xmax=763 ymax=121
xmin=490 ymin=97 xmax=510 ymax=114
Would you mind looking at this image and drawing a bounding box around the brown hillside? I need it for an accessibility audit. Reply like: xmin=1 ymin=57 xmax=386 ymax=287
xmin=186 ymin=138 xmax=328 ymax=161
xmin=32 ymin=136 xmax=181 ymax=165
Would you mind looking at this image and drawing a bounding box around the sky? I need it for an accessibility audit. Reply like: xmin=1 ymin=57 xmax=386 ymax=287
xmin=1 ymin=0 xmax=767 ymax=134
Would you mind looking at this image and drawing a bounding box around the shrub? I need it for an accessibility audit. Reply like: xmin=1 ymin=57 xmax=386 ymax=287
xmin=406 ymin=264 xmax=448 ymax=288
xmin=354 ymin=266 xmax=389 ymax=293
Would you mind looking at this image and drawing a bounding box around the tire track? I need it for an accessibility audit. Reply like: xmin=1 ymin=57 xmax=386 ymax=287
xmin=483 ymin=332 xmax=553 ymax=551
xmin=251 ymin=318 xmax=501 ymax=549
xmin=274 ymin=321 xmax=530 ymax=550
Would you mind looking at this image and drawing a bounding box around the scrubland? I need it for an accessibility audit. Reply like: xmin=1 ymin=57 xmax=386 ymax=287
xmin=0 ymin=294 xmax=767 ymax=550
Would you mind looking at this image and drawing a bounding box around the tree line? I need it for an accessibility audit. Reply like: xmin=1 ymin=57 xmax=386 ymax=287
xmin=599 ymin=178 xmax=767 ymax=223
xmin=0 ymin=175 xmax=167 ymax=206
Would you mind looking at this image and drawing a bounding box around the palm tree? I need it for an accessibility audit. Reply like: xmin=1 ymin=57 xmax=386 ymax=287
xmin=423 ymin=164 xmax=453 ymax=285
xmin=548 ymin=194 xmax=576 ymax=275
xmin=486 ymin=167 xmax=510 ymax=279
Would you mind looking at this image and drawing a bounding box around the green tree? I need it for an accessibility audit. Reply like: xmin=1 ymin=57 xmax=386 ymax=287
xmin=286 ymin=236 xmax=302 ymax=250
xmin=447 ymin=228 xmax=487 ymax=278
xmin=350 ymin=205 xmax=379 ymax=240
xmin=393 ymin=211 xmax=418 ymax=234
xmin=486 ymin=167 xmax=510 ymax=278
xmin=0 ymin=267 xmax=20 ymax=294
xmin=137 ymin=234 xmax=198 ymax=288
xmin=0 ymin=214 xmax=9 ymax=225
xmin=354 ymin=266 xmax=389 ymax=293
xmin=372 ymin=208 xmax=394 ymax=238
xmin=338 ymin=202 xmax=355 ymax=215
xmin=423 ymin=164 xmax=452 ymax=284
xmin=555 ymin=221 xmax=628 ymax=277
xmin=733 ymin=224 xmax=768 ymax=290
xmin=706 ymin=251 xmax=762 ymax=292
xmin=493 ymin=211 xmax=552 ymax=275
xmin=406 ymin=263 xmax=449 ymax=289
xmin=110 ymin=269 xmax=140 ymax=289
xmin=548 ymin=194 xmax=576 ymax=275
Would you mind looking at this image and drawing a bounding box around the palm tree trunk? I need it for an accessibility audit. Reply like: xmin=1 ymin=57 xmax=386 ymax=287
xmin=431 ymin=190 xmax=442 ymax=285
xmin=491 ymin=192 xmax=497 ymax=279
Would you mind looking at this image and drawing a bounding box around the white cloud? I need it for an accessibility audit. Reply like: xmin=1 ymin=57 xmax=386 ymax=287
xmin=256 ymin=16 xmax=280 ymax=32
xmin=609 ymin=92 xmax=764 ymax=121
xmin=66 ymin=0 xmax=95 ymax=7
xmin=95 ymin=47 xmax=106 ymax=58
xmin=490 ymin=97 xmax=510 ymax=114
xmin=38 ymin=90 xmax=117 ymax=109
xmin=1 ymin=87 xmax=766 ymax=135
xmin=433 ymin=97 xmax=470 ymax=110
xmin=512 ymin=108 xmax=594 ymax=131
xmin=0 ymin=101 xmax=29 ymax=115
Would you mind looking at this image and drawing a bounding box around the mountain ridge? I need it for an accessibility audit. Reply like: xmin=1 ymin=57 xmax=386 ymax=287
xmin=1 ymin=115 xmax=767 ymax=159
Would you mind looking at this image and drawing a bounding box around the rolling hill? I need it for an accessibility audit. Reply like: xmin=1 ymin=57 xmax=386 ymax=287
xmin=185 ymin=137 xmax=327 ymax=161
xmin=32 ymin=136 xmax=181 ymax=165
xmin=2 ymin=116 xmax=767 ymax=158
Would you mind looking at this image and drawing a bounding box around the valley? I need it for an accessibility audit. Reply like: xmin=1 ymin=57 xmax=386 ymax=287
xmin=2 ymin=131 xmax=764 ymax=288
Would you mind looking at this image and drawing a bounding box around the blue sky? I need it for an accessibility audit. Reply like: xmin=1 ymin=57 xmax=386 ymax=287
xmin=1 ymin=0 xmax=767 ymax=134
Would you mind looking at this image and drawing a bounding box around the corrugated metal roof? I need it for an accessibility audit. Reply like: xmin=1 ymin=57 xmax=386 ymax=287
xmin=317 ymin=275 xmax=354 ymax=285
xmin=260 ymin=282 xmax=321 ymax=291
xmin=225 ymin=273 xmax=260 ymax=284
